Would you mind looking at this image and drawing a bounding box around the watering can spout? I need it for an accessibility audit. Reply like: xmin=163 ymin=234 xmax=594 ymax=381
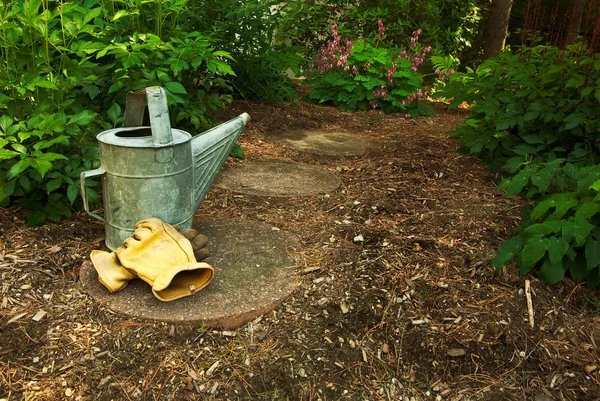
xmin=191 ymin=112 xmax=250 ymax=211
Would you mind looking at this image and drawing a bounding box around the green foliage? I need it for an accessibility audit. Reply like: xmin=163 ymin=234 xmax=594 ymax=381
xmin=0 ymin=0 xmax=234 ymax=224
xmin=438 ymin=45 xmax=600 ymax=170
xmin=279 ymin=0 xmax=484 ymax=61
xmin=306 ymin=24 xmax=441 ymax=116
xmin=186 ymin=0 xmax=303 ymax=102
xmin=493 ymin=166 xmax=600 ymax=288
xmin=442 ymin=44 xmax=600 ymax=288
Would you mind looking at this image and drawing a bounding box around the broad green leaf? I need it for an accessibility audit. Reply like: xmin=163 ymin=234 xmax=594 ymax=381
xmin=112 ymin=10 xmax=130 ymax=21
xmin=33 ymin=79 xmax=57 ymax=89
xmin=107 ymin=103 xmax=122 ymax=126
xmin=108 ymin=80 xmax=124 ymax=94
xmin=229 ymin=144 xmax=245 ymax=159
xmin=11 ymin=143 xmax=27 ymax=154
xmin=562 ymin=218 xmax=595 ymax=246
xmin=563 ymin=112 xmax=585 ymax=130
xmin=539 ymin=258 xmax=565 ymax=284
xmin=531 ymin=169 xmax=552 ymax=192
xmin=523 ymin=111 xmax=540 ymax=122
xmin=531 ymin=198 xmax=555 ymax=221
xmin=503 ymin=169 xmax=530 ymax=196
xmin=7 ymin=158 xmax=33 ymax=179
xmin=575 ymin=201 xmax=600 ymax=220
xmin=2 ymin=179 xmax=15 ymax=197
xmin=585 ymin=239 xmax=600 ymax=270
xmin=520 ymin=235 xmax=549 ymax=274
xmin=67 ymin=184 xmax=79 ymax=204
xmin=46 ymin=178 xmax=62 ymax=194
xmin=591 ymin=179 xmax=600 ymax=192
xmin=503 ymin=156 xmax=525 ymax=173
xmin=555 ymin=194 xmax=579 ymax=218
xmin=521 ymin=134 xmax=544 ymax=144
xmin=492 ymin=236 xmax=524 ymax=269
xmin=37 ymin=153 xmax=67 ymax=162
xmin=212 ymin=50 xmax=233 ymax=59
xmin=18 ymin=175 xmax=31 ymax=192
xmin=548 ymin=236 xmax=569 ymax=264
xmin=68 ymin=110 xmax=97 ymax=126
xmin=30 ymin=159 xmax=53 ymax=178
xmin=0 ymin=149 xmax=19 ymax=160
xmin=0 ymin=115 xmax=13 ymax=133
xmin=521 ymin=223 xmax=555 ymax=238
xmin=165 ymin=82 xmax=187 ymax=95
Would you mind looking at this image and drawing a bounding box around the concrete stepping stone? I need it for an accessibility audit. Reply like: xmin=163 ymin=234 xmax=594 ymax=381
xmin=279 ymin=130 xmax=376 ymax=156
xmin=80 ymin=218 xmax=300 ymax=328
xmin=215 ymin=160 xmax=341 ymax=197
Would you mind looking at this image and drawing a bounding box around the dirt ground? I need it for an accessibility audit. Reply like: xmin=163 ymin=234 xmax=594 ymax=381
xmin=1 ymin=98 xmax=600 ymax=401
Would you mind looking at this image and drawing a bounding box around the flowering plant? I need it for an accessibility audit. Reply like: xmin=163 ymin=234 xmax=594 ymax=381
xmin=306 ymin=22 xmax=449 ymax=116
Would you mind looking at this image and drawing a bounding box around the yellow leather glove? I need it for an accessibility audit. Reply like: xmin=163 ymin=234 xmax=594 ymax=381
xmin=90 ymin=218 xmax=214 ymax=301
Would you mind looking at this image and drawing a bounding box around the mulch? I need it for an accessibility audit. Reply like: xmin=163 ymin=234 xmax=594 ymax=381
xmin=1 ymin=98 xmax=599 ymax=401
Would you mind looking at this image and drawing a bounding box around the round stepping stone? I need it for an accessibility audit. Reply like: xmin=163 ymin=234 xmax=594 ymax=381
xmin=280 ymin=130 xmax=375 ymax=156
xmin=215 ymin=160 xmax=340 ymax=197
xmin=80 ymin=219 xmax=300 ymax=328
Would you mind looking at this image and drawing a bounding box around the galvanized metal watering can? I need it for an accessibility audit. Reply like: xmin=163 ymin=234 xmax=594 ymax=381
xmin=80 ymin=87 xmax=249 ymax=250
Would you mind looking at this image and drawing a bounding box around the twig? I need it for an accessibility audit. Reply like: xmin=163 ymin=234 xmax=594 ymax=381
xmin=525 ymin=280 xmax=534 ymax=329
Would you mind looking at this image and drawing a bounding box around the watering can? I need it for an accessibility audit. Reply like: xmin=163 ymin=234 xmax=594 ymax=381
xmin=80 ymin=87 xmax=250 ymax=250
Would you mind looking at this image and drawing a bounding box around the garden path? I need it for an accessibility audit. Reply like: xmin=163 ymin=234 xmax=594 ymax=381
xmin=1 ymin=100 xmax=599 ymax=400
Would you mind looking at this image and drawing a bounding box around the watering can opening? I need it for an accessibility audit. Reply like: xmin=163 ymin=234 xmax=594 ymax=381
xmin=115 ymin=127 xmax=152 ymax=138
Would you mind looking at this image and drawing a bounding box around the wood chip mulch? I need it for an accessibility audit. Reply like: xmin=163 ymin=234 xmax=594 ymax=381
xmin=1 ymin=99 xmax=599 ymax=401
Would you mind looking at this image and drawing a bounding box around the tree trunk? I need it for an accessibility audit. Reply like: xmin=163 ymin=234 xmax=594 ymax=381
xmin=564 ymin=0 xmax=586 ymax=46
xmin=482 ymin=0 xmax=514 ymax=60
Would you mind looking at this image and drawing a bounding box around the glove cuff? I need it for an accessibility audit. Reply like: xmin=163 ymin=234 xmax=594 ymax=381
xmin=90 ymin=250 xmax=137 ymax=293
xmin=152 ymin=262 xmax=215 ymax=302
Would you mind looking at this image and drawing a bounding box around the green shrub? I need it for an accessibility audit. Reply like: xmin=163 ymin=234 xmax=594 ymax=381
xmin=440 ymin=44 xmax=600 ymax=288
xmin=279 ymin=0 xmax=484 ymax=62
xmin=438 ymin=45 xmax=600 ymax=170
xmin=306 ymin=22 xmax=446 ymax=115
xmin=186 ymin=0 xmax=303 ymax=102
xmin=0 ymin=0 xmax=234 ymax=225
xmin=493 ymin=165 xmax=600 ymax=288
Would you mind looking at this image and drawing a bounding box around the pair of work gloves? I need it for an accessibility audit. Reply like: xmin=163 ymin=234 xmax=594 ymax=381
xmin=90 ymin=218 xmax=213 ymax=302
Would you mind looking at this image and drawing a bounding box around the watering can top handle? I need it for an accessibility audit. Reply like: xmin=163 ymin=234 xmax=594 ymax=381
xmin=122 ymin=87 xmax=174 ymax=148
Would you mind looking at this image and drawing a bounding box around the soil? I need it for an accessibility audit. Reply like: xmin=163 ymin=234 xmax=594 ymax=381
xmin=1 ymin=98 xmax=600 ymax=401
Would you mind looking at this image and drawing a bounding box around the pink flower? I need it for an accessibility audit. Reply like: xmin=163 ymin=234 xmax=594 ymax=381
xmin=377 ymin=20 xmax=385 ymax=36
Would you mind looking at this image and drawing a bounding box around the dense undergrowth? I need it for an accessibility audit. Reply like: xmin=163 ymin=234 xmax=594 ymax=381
xmin=438 ymin=44 xmax=600 ymax=288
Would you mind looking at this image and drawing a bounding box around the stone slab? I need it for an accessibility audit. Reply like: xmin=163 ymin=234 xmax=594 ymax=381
xmin=80 ymin=219 xmax=300 ymax=328
xmin=215 ymin=160 xmax=341 ymax=197
xmin=280 ymin=130 xmax=376 ymax=156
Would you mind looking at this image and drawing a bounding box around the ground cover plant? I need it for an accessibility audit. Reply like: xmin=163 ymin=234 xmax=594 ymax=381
xmin=438 ymin=43 xmax=600 ymax=288
xmin=0 ymin=0 xmax=234 ymax=225
xmin=305 ymin=21 xmax=451 ymax=116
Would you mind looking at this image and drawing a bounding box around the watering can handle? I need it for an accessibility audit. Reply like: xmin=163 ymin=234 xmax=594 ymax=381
xmin=122 ymin=87 xmax=174 ymax=148
xmin=80 ymin=168 xmax=106 ymax=223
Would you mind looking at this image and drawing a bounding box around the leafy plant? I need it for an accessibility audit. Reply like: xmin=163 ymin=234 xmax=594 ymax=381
xmin=441 ymin=43 xmax=600 ymax=288
xmin=278 ymin=0 xmax=485 ymax=63
xmin=186 ymin=0 xmax=303 ymax=102
xmin=0 ymin=0 xmax=235 ymax=224
xmin=493 ymin=165 xmax=600 ymax=288
xmin=306 ymin=22 xmax=447 ymax=115
xmin=438 ymin=45 xmax=600 ymax=170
